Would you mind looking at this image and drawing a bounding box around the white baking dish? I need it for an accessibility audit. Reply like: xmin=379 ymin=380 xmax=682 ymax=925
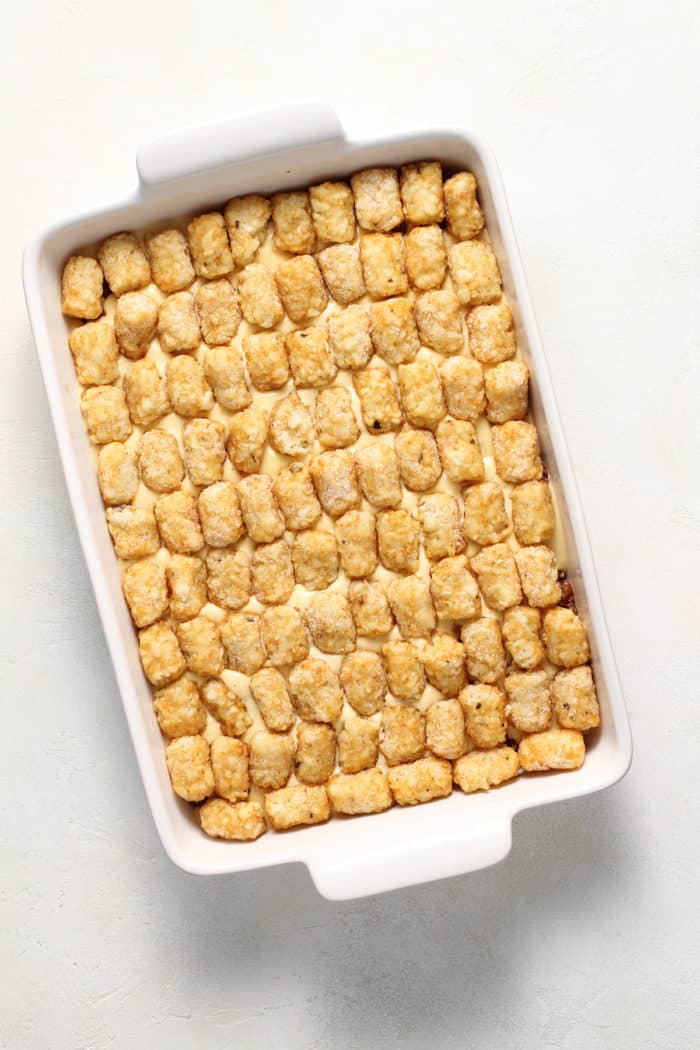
xmin=22 ymin=101 xmax=632 ymax=900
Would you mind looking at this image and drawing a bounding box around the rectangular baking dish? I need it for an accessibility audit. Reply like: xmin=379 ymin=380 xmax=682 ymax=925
xmin=22 ymin=101 xmax=632 ymax=900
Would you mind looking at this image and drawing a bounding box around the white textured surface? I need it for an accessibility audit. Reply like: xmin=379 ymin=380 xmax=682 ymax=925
xmin=2 ymin=1 xmax=699 ymax=1046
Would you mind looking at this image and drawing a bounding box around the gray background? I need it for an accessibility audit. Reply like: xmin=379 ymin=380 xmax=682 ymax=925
xmin=3 ymin=1 xmax=698 ymax=1046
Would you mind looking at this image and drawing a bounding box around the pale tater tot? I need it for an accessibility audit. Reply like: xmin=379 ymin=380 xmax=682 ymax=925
xmin=485 ymin=359 xmax=530 ymax=424
xmin=153 ymin=676 xmax=206 ymax=738
xmin=98 ymin=232 xmax=150 ymax=296
xmin=243 ymin=332 xmax=289 ymax=391
xmin=157 ymin=292 xmax=201 ymax=354
xmin=166 ymin=355 xmax=213 ymax=418
xmin=470 ymin=543 xmax=523 ymax=611
xmin=348 ymin=580 xmax=393 ymax=636
xmin=502 ymin=606 xmax=544 ymax=671
xmin=552 ymin=666 xmax=600 ymax=731
xmin=340 ymin=650 xmax=387 ymax=717
xmin=327 ymin=769 xmax=392 ymax=815
xmin=370 ymin=297 xmax=420 ymax=366
xmin=200 ymin=798 xmax=266 ymax=841
xmin=399 ymin=161 xmax=444 ymax=225
xmin=276 ymin=256 xmax=327 ymax=323
xmin=61 ymin=256 xmax=103 ymax=319
xmin=335 ymin=510 xmax=377 ymax=578
xmin=124 ymin=358 xmax=170 ymax=426
xmin=201 ymin=665 xmax=253 ymax=736
xmin=518 ymin=729 xmax=585 ymax=772
xmin=414 ymin=289 xmax=464 ymax=355
xmin=195 ymin=278 xmax=241 ymax=346
xmin=145 ymin=229 xmax=195 ymax=293
xmin=317 ymin=244 xmax=366 ymax=306
xmin=238 ymin=263 xmax=284 ymax=328
xmin=165 ymin=735 xmax=214 ymax=801
xmin=404 ymin=225 xmax=447 ymax=291
xmin=505 ymin=670 xmax=552 ymax=733
xmin=467 ymin=302 xmax=516 ymax=364
xmin=418 ymin=493 xmax=465 ymax=561
xmin=377 ymin=509 xmax=421 ymax=574
xmin=309 ymin=181 xmax=356 ymax=244
xmin=97 ymin=442 xmax=139 ymax=506
xmin=122 ymin=556 xmax=168 ymax=628
xmin=250 ymin=668 xmax=295 ymax=733
xmin=542 ymin=608 xmax=590 ymax=668
xmin=443 ymin=172 xmax=485 ymax=241
xmin=430 ymin=555 xmax=481 ymax=621
xmin=69 ymin=320 xmax=118 ymax=386
xmin=292 ymin=530 xmax=339 ymax=590
xmin=439 ymin=357 xmax=485 ymax=421
xmin=463 ymin=482 xmax=512 ymax=546
xmin=305 ymin=591 xmax=356 ymax=654
xmin=138 ymin=622 xmax=185 ymax=687
xmin=265 ymin=784 xmax=330 ymax=830
xmin=114 ymin=291 xmax=159 ymax=359
xmin=198 ymin=482 xmax=244 ymax=548
xmin=351 ymin=168 xmax=403 ymax=232
xmin=167 ymin=555 xmax=207 ymax=622
xmin=295 ymin=723 xmax=336 ymax=786
xmin=289 ymin=658 xmax=344 ymax=722
xmin=286 ymin=327 xmax=336 ymax=388
xmin=328 ymin=304 xmax=372 ymax=369
xmin=461 ymin=617 xmax=506 ymax=684
xmin=353 ymin=367 xmax=403 ymax=434
xmin=81 ymin=386 xmax=132 ymax=445
xmin=315 ymin=387 xmax=359 ymax=449
xmin=510 ymin=481 xmax=555 ymax=546
xmin=205 ymin=547 xmax=252 ymax=610
xmin=271 ymin=191 xmax=315 ymax=254
xmin=425 ymin=698 xmax=467 ymax=760
xmin=187 ymin=213 xmax=233 ymax=279
xmin=261 ymin=606 xmax=309 ymax=667
xmin=359 ymin=233 xmax=408 ymax=299
xmin=227 ymin=407 xmax=269 ymax=473
xmin=515 ymin=546 xmax=562 ymax=608
xmin=249 ymin=731 xmax=295 ymax=790
xmin=422 ymin=634 xmax=466 ymax=696
xmin=394 ymin=430 xmax=442 ymax=492
xmin=380 ymin=705 xmax=425 ymax=765
xmin=273 ymin=463 xmax=322 ymax=531
xmin=453 ymin=748 xmax=519 ymax=794
xmin=338 ymin=718 xmax=379 ymax=773
xmin=387 ymin=576 xmax=437 ymax=639
xmin=106 ymin=506 xmax=159 ymax=560
xmin=252 ymin=539 xmax=295 ymax=605
xmin=203 ymin=346 xmax=251 ymax=412
xmin=382 ymin=639 xmax=425 ymax=702
xmin=138 ymin=430 xmax=184 ymax=493
xmin=183 ymin=418 xmax=226 ymax=487
xmin=460 ymin=683 xmax=507 ymax=749
xmin=435 ymin=418 xmax=484 ymax=483
xmin=238 ymin=474 xmax=285 ymax=543
xmin=177 ymin=614 xmax=224 ymax=676
xmin=155 ymin=491 xmax=203 ymax=554
xmin=311 ymin=450 xmax=360 ymax=518
xmin=224 ymin=194 xmax=270 ymax=266
xmin=220 ymin=612 xmax=266 ymax=677
xmin=491 ymin=422 xmax=544 ymax=484
xmin=210 ymin=736 xmax=249 ymax=802
xmin=398 ymin=360 xmax=446 ymax=430
xmin=448 ymin=241 xmax=502 ymax=306
xmin=355 ymin=444 xmax=402 ymax=508
xmin=387 ymin=755 xmax=452 ymax=806
xmin=269 ymin=393 xmax=315 ymax=457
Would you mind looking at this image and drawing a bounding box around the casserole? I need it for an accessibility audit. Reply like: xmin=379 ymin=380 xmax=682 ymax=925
xmin=23 ymin=101 xmax=632 ymax=900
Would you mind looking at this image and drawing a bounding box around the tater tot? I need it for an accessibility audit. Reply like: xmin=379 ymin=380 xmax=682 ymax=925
xmin=515 ymin=546 xmax=562 ymax=608
xmin=69 ymin=320 xmax=118 ymax=386
xmin=314 ymin=386 xmax=359 ymax=449
xmin=238 ymin=263 xmax=284 ymax=328
xmin=292 ymin=530 xmax=339 ymax=590
xmin=355 ymin=444 xmax=402 ymax=508
xmin=348 ymin=580 xmax=393 ymax=636
xmin=467 ymin=302 xmax=516 ymax=364
xmin=460 ymin=683 xmax=507 ymax=749
xmin=146 ymin=229 xmax=195 ymax=293
xmin=139 ymin=622 xmax=185 ymax=687
xmin=210 ymin=736 xmax=249 ymax=802
xmin=252 ymin=539 xmax=295 ymax=605
xmin=165 ymin=735 xmax=214 ymax=801
xmin=399 ymin=161 xmax=444 ymax=225
xmin=154 ymin=491 xmax=203 ymax=554
xmin=237 ymin=474 xmax=285 ymax=543
xmin=289 ymin=658 xmax=344 ymax=722
xmin=422 ymin=634 xmax=466 ymax=696
xmin=340 ymin=650 xmax=387 ymax=716
xmin=425 ymin=698 xmax=467 ymax=760
xmin=461 ymin=617 xmax=506 ymax=684
xmin=273 ymin=463 xmax=322 ymax=531
xmin=505 ymin=670 xmax=552 ymax=733
xmin=327 ymin=769 xmax=392 ymax=815
xmin=305 ymin=591 xmax=356 ymax=654
xmin=542 ymin=608 xmax=590 ymax=668
xmin=470 ymin=542 xmax=522 ymax=611
xmin=98 ymin=232 xmax=150 ymax=296
xmin=387 ymin=755 xmax=452 ymax=806
xmin=387 ymin=576 xmax=437 ymax=639
xmin=183 ymin=418 xmax=226 ymax=487
xmin=335 ymin=510 xmax=377 ymax=578
xmin=226 ymin=406 xmax=268 ymax=474
xmin=359 ymin=233 xmax=408 ymax=299
xmin=311 ymin=450 xmax=360 ymax=518
xmin=269 ymin=393 xmax=315 ymax=457
xmin=351 ymin=167 xmax=403 ymax=231
xmin=167 ymin=555 xmax=207 ymax=622
xmin=491 ymin=422 xmax=544 ymax=484
xmin=249 ymin=731 xmax=295 ymax=790
xmin=176 ymin=615 xmax=224 ymax=676
xmin=97 ymin=442 xmax=139 ymax=505
xmin=224 ymin=194 xmax=270 ymax=266
xmin=439 ymin=357 xmax=485 ymax=421
xmin=250 ymin=668 xmax=295 ymax=732
xmin=195 ymin=278 xmax=241 ymax=346
xmin=443 ymin=172 xmax=485 ymax=241
xmin=187 ymin=212 xmax=233 ymax=279
xmin=394 ymin=429 xmax=442 ymax=492
xmin=205 ymin=547 xmax=252 ymax=610
xmin=510 ymin=481 xmax=555 ymax=546
xmin=295 ymin=722 xmax=337 ymax=785
xmin=382 ymin=639 xmax=425 ymax=702
xmin=404 ymin=224 xmax=447 ymax=291
xmin=502 ymin=606 xmax=544 ymax=671
xmin=370 ymin=297 xmax=420 ymax=366
xmin=157 ymin=291 xmax=201 ymax=354
xmin=221 ymin=612 xmax=266 ymax=676
xmin=153 ymin=676 xmax=206 ymax=738
xmin=418 ymin=493 xmax=465 ymax=561
xmin=453 ymin=748 xmax=519 ymax=794
xmin=398 ymin=360 xmax=446 ymax=430
xmin=276 ymin=256 xmax=327 ymax=324
xmin=318 ymin=243 xmax=366 ymax=306
xmin=430 ymin=552 xmax=482 ymax=621
xmin=124 ymin=358 xmax=170 ymax=426
xmin=106 ymin=506 xmax=159 ymax=560
xmin=271 ymin=191 xmax=315 ymax=254
xmin=377 ymin=509 xmax=421 ymax=574
xmin=114 ymin=291 xmax=159 ymax=359
xmin=138 ymin=429 xmax=184 ymax=493
xmin=518 ymin=729 xmax=585 ymax=771
xmin=243 ymin=332 xmax=289 ymax=391
xmin=448 ymin=240 xmax=502 ymax=306
xmin=265 ymin=784 xmax=330 ymax=830
xmin=200 ymin=798 xmax=266 ymax=841
xmin=328 ymin=304 xmax=372 ymax=369
xmin=338 ymin=718 xmax=380 ymax=773
xmin=463 ymin=482 xmax=512 ymax=546
xmin=166 ymin=355 xmax=213 ymax=418
xmin=203 ymin=346 xmax=251 ymax=412
xmin=261 ymin=606 xmax=309 ymax=667
xmin=61 ymin=255 xmax=103 ymax=319
xmin=353 ymin=367 xmax=403 ymax=434
xmin=81 ymin=386 xmax=132 ymax=445
xmin=122 ymin=556 xmax=168 ymax=628
xmin=197 ymin=481 xmax=245 ymax=548
xmin=286 ymin=326 xmax=336 ymax=388
xmin=435 ymin=418 xmax=484 ymax=483
xmin=485 ymin=359 xmax=530 ymax=423
xmin=552 ymin=666 xmax=600 ymax=731
xmin=309 ymin=181 xmax=356 ymax=244
xmin=380 ymin=705 xmax=425 ymax=765
xmin=414 ymin=290 xmax=464 ymax=354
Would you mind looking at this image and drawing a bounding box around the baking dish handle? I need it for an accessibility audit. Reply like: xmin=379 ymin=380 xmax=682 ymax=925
xmin=136 ymin=101 xmax=344 ymax=190
xmin=307 ymin=820 xmax=513 ymax=901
